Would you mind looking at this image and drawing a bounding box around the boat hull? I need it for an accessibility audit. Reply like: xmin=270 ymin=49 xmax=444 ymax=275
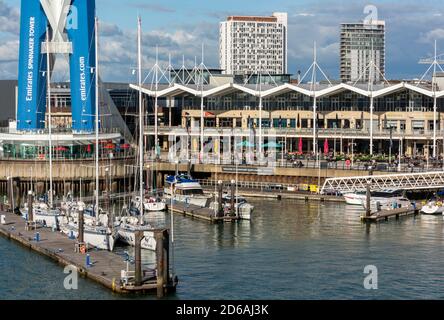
xmin=60 ymin=223 xmax=116 ymax=251
xmin=118 ymin=226 xmax=157 ymax=251
xmin=421 ymin=203 xmax=444 ymax=215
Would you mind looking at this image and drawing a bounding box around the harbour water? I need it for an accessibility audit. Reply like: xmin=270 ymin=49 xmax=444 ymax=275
xmin=1 ymin=198 xmax=444 ymax=300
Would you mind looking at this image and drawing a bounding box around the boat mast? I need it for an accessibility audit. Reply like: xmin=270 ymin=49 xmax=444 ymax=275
xmin=94 ymin=17 xmax=99 ymax=220
xmin=46 ymin=27 xmax=54 ymax=209
xmin=137 ymin=16 xmax=144 ymax=225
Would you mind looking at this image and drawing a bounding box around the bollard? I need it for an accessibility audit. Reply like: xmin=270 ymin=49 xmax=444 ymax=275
xmin=1 ymin=215 xmax=5 ymax=225
xmin=35 ymin=232 xmax=40 ymax=242
xmin=86 ymin=254 xmax=91 ymax=268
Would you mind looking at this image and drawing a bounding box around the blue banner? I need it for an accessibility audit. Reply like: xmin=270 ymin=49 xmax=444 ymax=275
xmin=68 ymin=0 xmax=96 ymax=133
xmin=17 ymin=0 xmax=48 ymax=131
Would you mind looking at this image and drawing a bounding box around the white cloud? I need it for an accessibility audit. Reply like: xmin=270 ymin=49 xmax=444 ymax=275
xmin=422 ymin=29 xmax=444 ymax=43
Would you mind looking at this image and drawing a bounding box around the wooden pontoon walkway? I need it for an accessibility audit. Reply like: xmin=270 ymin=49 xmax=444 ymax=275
xmin=360 ymin=204 xmax=422 ymax=223
xmin=167 ymin=202 xmax=239 ymax=223
xmin=0 ymin=211 xmax=177 ymax=296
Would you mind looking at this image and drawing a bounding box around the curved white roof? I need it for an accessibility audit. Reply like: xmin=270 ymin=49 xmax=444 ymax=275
xmin=130 ymin=82 xmax=444 ymax=99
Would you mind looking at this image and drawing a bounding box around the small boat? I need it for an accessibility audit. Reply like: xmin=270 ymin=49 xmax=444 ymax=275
xmin=116 ymin=212 xmax=157 ymax=251
xmin=20 ymin=199 xmax=63 ymax=230
xmin=60 ymin=204 xmax=117 ymax=251
xmin=421 ymin=199 xmax=444 ymax=215
xmin=345 ymin=189 xmax=405 ymax=207
xmin=343 ymin=191 xmax=367 ymax=205
xmin=362 ymin=196 xmax=412 ymax=212
xmin=164 ymin=174 xmax=212 ymax=207
xmin=131 ymin=195 xmax=166 ymax=212
xmin=222 ymin=194 xmax=254 ymax=220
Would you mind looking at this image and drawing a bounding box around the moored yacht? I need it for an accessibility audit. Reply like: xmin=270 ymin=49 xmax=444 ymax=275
xmin=421 ymin=198 xmax=444 ymax=215
xmin=164 ymin=174 xmax=212 ymax=207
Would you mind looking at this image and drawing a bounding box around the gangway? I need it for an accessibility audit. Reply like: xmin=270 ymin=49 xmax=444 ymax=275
xmin=321 ymin=171 xmax=444 ymax=194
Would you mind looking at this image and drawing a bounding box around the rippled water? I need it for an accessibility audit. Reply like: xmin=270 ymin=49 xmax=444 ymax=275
xmin=1 ymin=199 xmax=444 ymax=300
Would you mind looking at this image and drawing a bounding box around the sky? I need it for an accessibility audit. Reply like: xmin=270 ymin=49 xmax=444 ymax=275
xmin=0 ymin=0 xmax=444 ymax=82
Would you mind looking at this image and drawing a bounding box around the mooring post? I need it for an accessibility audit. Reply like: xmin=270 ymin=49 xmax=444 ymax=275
xmin=230 ymin=180 xmax=236 ymax=216
xmin=217 ymin=180 xmax=223 ymax=217
xmin=27 ymin=190 xmax=34 ymax=223
xmin=134 ymin=230 xmax=143 ymax=287
xmin=78 ymin=204 xmax=84 ymax=245
xmin=7 ymin=177 xmax=13 ymax=213
xmin=155 ymin=229 xmax=170 ymax=298
xmin=366 ymin=184 xmax=371 ymax=217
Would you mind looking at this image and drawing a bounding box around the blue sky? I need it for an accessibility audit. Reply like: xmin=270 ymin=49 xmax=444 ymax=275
xmin=1 ymin=0 xmax=444 ymax=81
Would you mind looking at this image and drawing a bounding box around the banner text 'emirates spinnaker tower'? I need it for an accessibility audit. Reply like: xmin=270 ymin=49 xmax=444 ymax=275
xmin=17 ymin=0 xmax=96 ymax=133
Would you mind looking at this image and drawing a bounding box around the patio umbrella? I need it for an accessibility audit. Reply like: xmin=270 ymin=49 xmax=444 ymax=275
xmin=236 ymin=141 xmax=255 ymax=148
xmin=120 ymin=143 xmax=131 ymax=149
xmin=298 ymin=137 xmax=303 ymax=154
xmin=55 ymin=146 xmax=68 ymax=151
xmin=263 ymin=141 xmax=282 ymax=148
xmin=324 ymin=139 xmax=329 ymax=154
xmin=104 ymin=143 xmax=115 ymax=150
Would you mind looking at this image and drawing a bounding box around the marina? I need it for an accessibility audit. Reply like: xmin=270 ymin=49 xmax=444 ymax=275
xmin=0 ymin=210 xmax=177 ymax=297
xmin=2 ymin=0 xmax=444 ymax=304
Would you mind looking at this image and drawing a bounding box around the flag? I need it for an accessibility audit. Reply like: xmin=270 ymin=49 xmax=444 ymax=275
xmin=324 ymin=139 xmax=329 ymax=154
xmin=298 ymin=137 xmax=303 ymax=155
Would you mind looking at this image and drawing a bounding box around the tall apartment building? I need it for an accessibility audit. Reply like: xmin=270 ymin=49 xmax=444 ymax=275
xmin=340 ymin=20 xmax=385 ymax=83
xmin=219 ymin=12 xmax=288 ymax=75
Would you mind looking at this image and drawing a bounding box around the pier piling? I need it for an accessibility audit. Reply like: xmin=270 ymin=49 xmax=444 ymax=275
xmin=27 ymin=191 xmax=34 ymax=223
xmin=230 ymin=180 xmax=235 ymax=216
xmin=155 ymin=229 xmax=170 ymax=298
xmin=78 ymin=205 xmax=84 ymax=246
xmin=134 ymin=230 xmax=143 ymax=287
xmin=217 ymin=180 xmax=223 ymax=218
xmin=365 ymin=184 xmax=371 ymax=218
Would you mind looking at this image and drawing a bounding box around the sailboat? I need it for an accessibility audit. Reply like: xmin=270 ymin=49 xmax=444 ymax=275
xmin=118 ymin=17 xmax=157 ymax=251
xmin=60 ymin=18 xmax=117 ymax=251
xmin=20 ymin=28 xmax=63 ymax=230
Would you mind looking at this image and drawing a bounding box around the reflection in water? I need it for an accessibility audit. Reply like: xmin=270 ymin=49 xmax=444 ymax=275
xmin=2 ymin=198 xmax=444 ymax=300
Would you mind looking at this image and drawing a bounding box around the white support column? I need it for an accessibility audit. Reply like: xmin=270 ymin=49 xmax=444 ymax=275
xmin=258 ymin=94 xmax=263 ymax=158
xmin=312 ymin=94 xmax=317 ymax=157
xmin=200 ymin=94 xmax=204 ymax=163
xmin=370 ymin=95 xmax=374 ymax=155
xmin=433 ymin=95 xmax=437 ymax=158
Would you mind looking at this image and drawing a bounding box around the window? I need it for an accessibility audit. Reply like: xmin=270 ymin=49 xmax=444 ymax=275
xmin=412 ymin=120 xmax=424 ymax=131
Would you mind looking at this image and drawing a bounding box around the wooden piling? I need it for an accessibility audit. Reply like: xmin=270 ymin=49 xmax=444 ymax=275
xmin=78 ymin=206 xmax=84 ymax=244
xmin=134 ymin=230 xmax=143 ymax=287
xmin=217 ymin=180 xmax=223 ymax=218
xmin=365 ymin=184 xmax=371 ymax=218
xmin=27 ymin=191 xmax=34 ymax=222
xmin=155 ymin=229 xmax=170 ymax=298
xmin=230 ymin=180 xmax=235 ymax=216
